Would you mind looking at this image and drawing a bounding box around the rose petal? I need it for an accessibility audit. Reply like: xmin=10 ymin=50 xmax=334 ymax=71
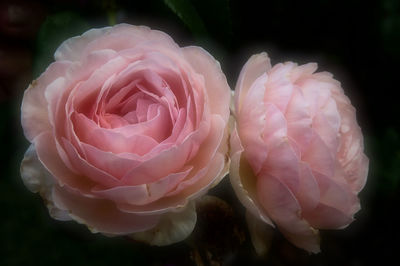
xmin=245 ymin=211 xmax=274 ymax=256
xmin=261 ymin=103 xmax=288 ymax=145
xmin=121 ymin=117 xmax=211 ymax=185
xmin=262 ymin=139 xmax=300 ymax=194
xmin=257 ymin=175 xmax=320 ymax=253
xmin=304 ymin=202 xmax=354 ymax=229
xmin=52 ymin=185 xmax=160 ymax=235
xmin=302 ymin=132 xmax=336 ymax=177
xmin=131 ymin=201 xmax=196 ymax=246
xmin=84 ymin=24 xmax=179 ymax=56
xmin=234 ymin=52 xmax=271 ymax=113
xmin=116 ymin=153 xmax=226 ymax=216
xmin=182 ymin=46 xmax=231 ymax=122
xmin=34 ymin=131 xmax=95 ymax=192
xmin=238 ymin=73 xmax=269 ymax=173
xmin=20 ymin=144 xmax=71 ymax=221
xmin=285 ymin=87 xmax=313 ymax=153
xmin=91 ymin=166 xmax=192 ymax=205
xmin=55 ymin=27 xmax=112 ymax=61
xmin=312 ymin=97 xmax=340 ymax=152
xmin=61 ymin=137 xmax=121 ymax=187
xmin=21 ymin=61 xmax=70 ymax=141
xmin=229 ymin=128 xmax=274 ymax=226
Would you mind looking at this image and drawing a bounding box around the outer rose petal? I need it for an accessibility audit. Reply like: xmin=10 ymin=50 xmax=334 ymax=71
xmin=116 ymin=153 xmax=226 ymax=215
xmin=182 ymin=46 xmax=231 ymax=122
xmin=245 ymin=211 xmax=274 ymax=256
xmin=237 ymin=74 xmax=269 ymax=174
xmin=20 ymin=145 xmax=71 ymax=221
xmin=34 ymin=131 xmax=95 ymax=192
xmin=21 ymin=61 xmax=70 ymax=141
xmin=131 ymin=201 xmax=197 ymax=246
xmin=257 ymin=175 xmax=320 ymax=253
xmin=55 ymin=27 xmax=111 ymax=61
xmin=55 ymin=24 xmax=179 ymax=62
xmin=229 ymin=126 xmax=274 ymax=226
xmin=235 ymin=52 xmax=271 ymax=113
xmin=52 ymin=185 xmax=160 ymax=235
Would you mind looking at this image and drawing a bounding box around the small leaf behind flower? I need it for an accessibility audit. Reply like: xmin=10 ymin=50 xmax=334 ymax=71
xmin=190 ymin=0 xmax=233 ymax=46
xmin=33 ymin=11 xmax=90 ymax=78
xmin=163 ymin=0 xmax=208 ymax=38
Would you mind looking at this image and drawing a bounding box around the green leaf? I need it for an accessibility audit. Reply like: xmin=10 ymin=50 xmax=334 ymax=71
xmin=191 ymin=0 xmax=232 ymax=46
xmin=33 ymin=11 xmax=90 ymax=78
xmin=163 ymin=0 xmax=208 ymax=38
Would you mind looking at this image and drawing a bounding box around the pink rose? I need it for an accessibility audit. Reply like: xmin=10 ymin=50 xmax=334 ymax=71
xmin=230 ymin=53 xmax=368 ymax=253
xmin=20 ymin=24 xmax=230 ymax=245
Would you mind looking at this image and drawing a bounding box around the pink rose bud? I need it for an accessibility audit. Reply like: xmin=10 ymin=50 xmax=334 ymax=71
xmin=230 ymin=53 xmax=368 ymax=253
xmin=20 ymin=24 xmax=231 ymax=245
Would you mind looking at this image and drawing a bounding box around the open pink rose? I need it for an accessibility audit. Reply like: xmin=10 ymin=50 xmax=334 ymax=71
xmin=20 ymin=24 xmax=230 ymax=244
xmin=230 ymin=53 xmax=368 ymax=253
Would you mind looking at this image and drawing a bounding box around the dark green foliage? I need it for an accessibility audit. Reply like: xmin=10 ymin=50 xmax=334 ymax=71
xmin=33 ymin=12 xmax=90 ymax=78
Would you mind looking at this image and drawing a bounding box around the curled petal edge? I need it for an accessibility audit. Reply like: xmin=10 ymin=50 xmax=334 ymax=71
xmin=20 ymin=144 xmax=71 ymax=221
xmin=130 ymin=201 xmax=197 ymax=246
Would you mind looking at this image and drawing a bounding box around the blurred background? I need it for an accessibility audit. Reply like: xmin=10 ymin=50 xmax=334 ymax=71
xmin=1 ymin=0 xmax=399 ymax=265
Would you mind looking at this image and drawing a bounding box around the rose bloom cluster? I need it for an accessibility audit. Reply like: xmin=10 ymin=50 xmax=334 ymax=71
xmin=20 ymin=24 xmax=368 ymax=252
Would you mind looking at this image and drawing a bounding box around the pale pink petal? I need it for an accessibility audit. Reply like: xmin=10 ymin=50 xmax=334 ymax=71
xmin=285 ymin=87 xmax=313 ymax=153
xmin=312 ymin=171 xmax=359 ymax=219
xmin=33 ymin=131 xmax=95 ymax=192
xmin=166 ymin=115 xmax=226 ymax=195
xmin=140 ymin=70 xmax=179 ymax=111
xmin=118 ymin=104 xmax=172 ymax=142
xmin=257 ymin=175 xmax=320 ymax=253
xmin=44 ymin=77 xmax=68 ymax=128
xmin=261 ymin=103 xmax=287 ymax=145
xmin=238 ymin=74 xmax=269 ymax=173
xmin=264 ymin=66 xmax=294 ymax=112
xmin=344 ymin=153 xmax=369 ymax=193
xmin=116 ymin=153 xmax=226 ymax=216
xmin=91 ymin=166 xmax=192 ymax=205
xmin=312 ymin=97 xmax=340 ymax=152
xmin=21 ymin=61 xmax=71 ymax=141
xmin=105 ymin=80 xmax=140 ymax=114
xmin=296 ymin=163 xmax=320 ymax=212
xmin=234 ymin=52 xmax=271 ymax=113
xmin=131 ymin=201 xmax=196 ymax=246
xmin=299 ymin=79 xmax=332 ymax=117
xmin=61 ymin=138 xmax=121 ymax=187
xmin=302 ymin=133 xmax=336 ymax=177
xmin=262 ymin=139 xmax=300 ymax=194
xmin=83 ymin=24 xmax=180 ymax=56
xmin=52 ymin=185 xmax=160 ymax=234
xmin=182 ymin=46 xmax=231 ymax=122
xmin=64 ymin=49 xmax=119 ymax=87
xmin=304 ymin=202 xmax=354 ymax=229
xmin=81 ymin=142 xmax=142 ymax=179
xmin=72 ymin=113 xmax=159 ymax=155
xmin=20 ymin=144 xmax=71 ymax=221
xmin=229 ymin=127 xmax=274 ymax=226
xmin=70 ymin=56 xmax=128 ymax=116
xmin=121 ymin=118 xmax=210 ymax=185
xmin=55 ymin=27 xmax=112 ymax=61
xmin=245 ymin=211 xmax=274 ymax=256
xmin=289 ymin=63 xmax=318 ymax=83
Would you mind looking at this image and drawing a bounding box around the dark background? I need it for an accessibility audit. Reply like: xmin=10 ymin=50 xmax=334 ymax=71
xmin=1 ymin=0 xmax=399 ymax=265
